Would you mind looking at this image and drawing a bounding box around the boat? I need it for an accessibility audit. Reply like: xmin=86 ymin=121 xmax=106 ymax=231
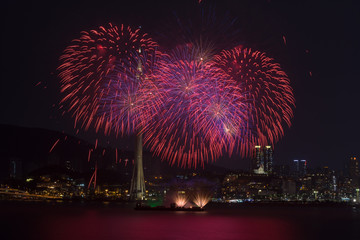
xmin=134 ymin=202 xmax=205 ymax=211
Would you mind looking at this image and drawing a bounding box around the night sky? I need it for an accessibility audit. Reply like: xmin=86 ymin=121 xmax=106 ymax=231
xmin=2 ymin=0 xmax=359 ymax=170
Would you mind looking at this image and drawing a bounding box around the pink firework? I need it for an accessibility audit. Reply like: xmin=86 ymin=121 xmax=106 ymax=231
xmin=212 ymin=47 xmax=295 ymax=155
xmin=98 ymin=50 xmax=165 ymax=136
xmin=143 ymin=45 xmax=246 ymax=168
xmin=195 ymin=61 xmax=247 ymax=157
xmin=58 ymin=23 xmax=158 ymax=135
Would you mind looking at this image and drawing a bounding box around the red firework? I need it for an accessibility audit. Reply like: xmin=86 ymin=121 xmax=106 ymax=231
xmin=58 ymin=23 xmax=158 ymax=134
xmin=212 ymin=47 xmax=295 ymax=155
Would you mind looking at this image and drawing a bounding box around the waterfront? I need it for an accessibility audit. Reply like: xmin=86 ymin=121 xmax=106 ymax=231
xmin=1 ymin=201 xmax=359 ymax=240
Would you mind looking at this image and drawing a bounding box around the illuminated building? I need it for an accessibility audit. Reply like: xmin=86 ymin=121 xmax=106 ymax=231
xmin=300 ymin=160 xmax=307 ymax=176
xmin=264 ymin=146 xmax=273 ymax=173
xmin=293 ymin=159 xmax=307 ymax=177
xmin=252 ymin=146 xmax=264 ymax=174
xmin=252 ymin=146 xmax=273 ymax=174
xmin=293 ymin=160 xmax=299 ymax=174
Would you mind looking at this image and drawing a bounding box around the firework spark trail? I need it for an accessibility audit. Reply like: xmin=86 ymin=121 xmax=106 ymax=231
xmin=88 ymin=149 xmax=92 ymax=162
xmin=94 ymin=139 xmax=98 ymax=149
xmin=212 ymin=47 xmax=295 ymax=155
xmin=143 ymin=45 xmax=246 ymax=167
xmin=88 ymin=162 xmax=98 ymax=190
xmin=49 ymin=139 xmax=60 ymax=153
xmin=58 ymin=23 xmax=158 ymax=135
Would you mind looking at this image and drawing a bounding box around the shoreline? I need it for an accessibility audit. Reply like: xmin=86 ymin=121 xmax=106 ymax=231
xmin=1 ymin=198 xmax=358 ymax=209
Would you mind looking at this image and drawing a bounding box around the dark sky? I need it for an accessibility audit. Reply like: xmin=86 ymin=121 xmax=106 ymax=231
xmin=1 ymin=0 xmax=359 ymax=171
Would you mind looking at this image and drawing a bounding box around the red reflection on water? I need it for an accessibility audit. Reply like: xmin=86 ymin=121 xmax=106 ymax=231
xmin=42 ymin=210 xmax=298 ymax=240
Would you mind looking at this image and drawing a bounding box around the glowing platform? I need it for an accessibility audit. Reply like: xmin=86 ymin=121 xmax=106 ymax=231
xmin=134 ymin=203 xmax=205 ymax=211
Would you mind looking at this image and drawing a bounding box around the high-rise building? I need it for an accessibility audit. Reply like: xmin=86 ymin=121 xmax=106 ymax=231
xmin=349 ymin=156 xmax=359 ymax=186
xmin=293 ymin=159 xmax=307 ymax=177
xmin=252 ymin=146 xmax=273 ymax=174
xmin=252 ymin=146 xmax=263 ymax=173
xmin=300 ymin=160 xmax=307 ymax=176
xmin=293 ymin=160 xmax=299 ymax=174
xmin=264 ymin=146 xmax=273 ymax=173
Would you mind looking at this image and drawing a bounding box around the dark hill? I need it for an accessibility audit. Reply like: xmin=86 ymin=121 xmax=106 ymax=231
xmin=0 ymin=125 xmax=229 ymax=182
xmin=0 ymin=124 xmax=132 ymax=181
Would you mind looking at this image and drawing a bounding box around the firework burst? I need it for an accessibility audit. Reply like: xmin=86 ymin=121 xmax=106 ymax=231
xmin=174 ymin=194 xmax=189 ymax=207
xmin=193 ymin=192 xmax=211 ymax=208
xmin=58 ymin=23 xmax=158 ymax=134
xmin=57 ymin=13 xmax=295 ymax=169
xmin=143 ymin=45 xmax=246 ymax=168
xmin=98 ymin=49 xmax=165 ymax=136
xmin=212 ymin=47 xmax=295 ymax=155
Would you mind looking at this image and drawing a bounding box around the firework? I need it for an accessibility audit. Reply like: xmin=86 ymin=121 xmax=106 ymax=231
xmin=212 ymin=47 xmax=295 ymax=155
xmin=143 ymin=45 xmax=246 ymax=168
xmin=196 ymin=60 xmax=247 ymax=157
xmin=57 ymin=17 xmax=295 ymax=170
xmin=193 ymin=192 xmax=211 ymax=208
xmin=98 ymin=49 xmax=165 ymax=136
xmin=49 ymin=139 xmax=60 ymax=153
xmin=88 ymin=162 xmax=97 ymax=190
xmin=174 ymin=194 xmax=188 ymax=208
xmin=58 ymin=23 xmax=158 ymax=135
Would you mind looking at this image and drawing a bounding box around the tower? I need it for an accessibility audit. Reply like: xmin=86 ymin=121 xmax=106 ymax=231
xmin=129 ymin=49 xmax=146 ymax=200
xmin=130 ymin=133 xmax=146 ymax=200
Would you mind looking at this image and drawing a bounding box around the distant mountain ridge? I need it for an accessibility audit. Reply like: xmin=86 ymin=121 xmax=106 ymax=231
xmin=0 ymin=124 xmax=123 ymax=180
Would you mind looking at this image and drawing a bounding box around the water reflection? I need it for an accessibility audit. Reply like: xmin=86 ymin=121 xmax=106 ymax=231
xmin=2 ymin=202 xmax=359 ymax=240
xmin=42 ymin=209 xmax=297 ymax=240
